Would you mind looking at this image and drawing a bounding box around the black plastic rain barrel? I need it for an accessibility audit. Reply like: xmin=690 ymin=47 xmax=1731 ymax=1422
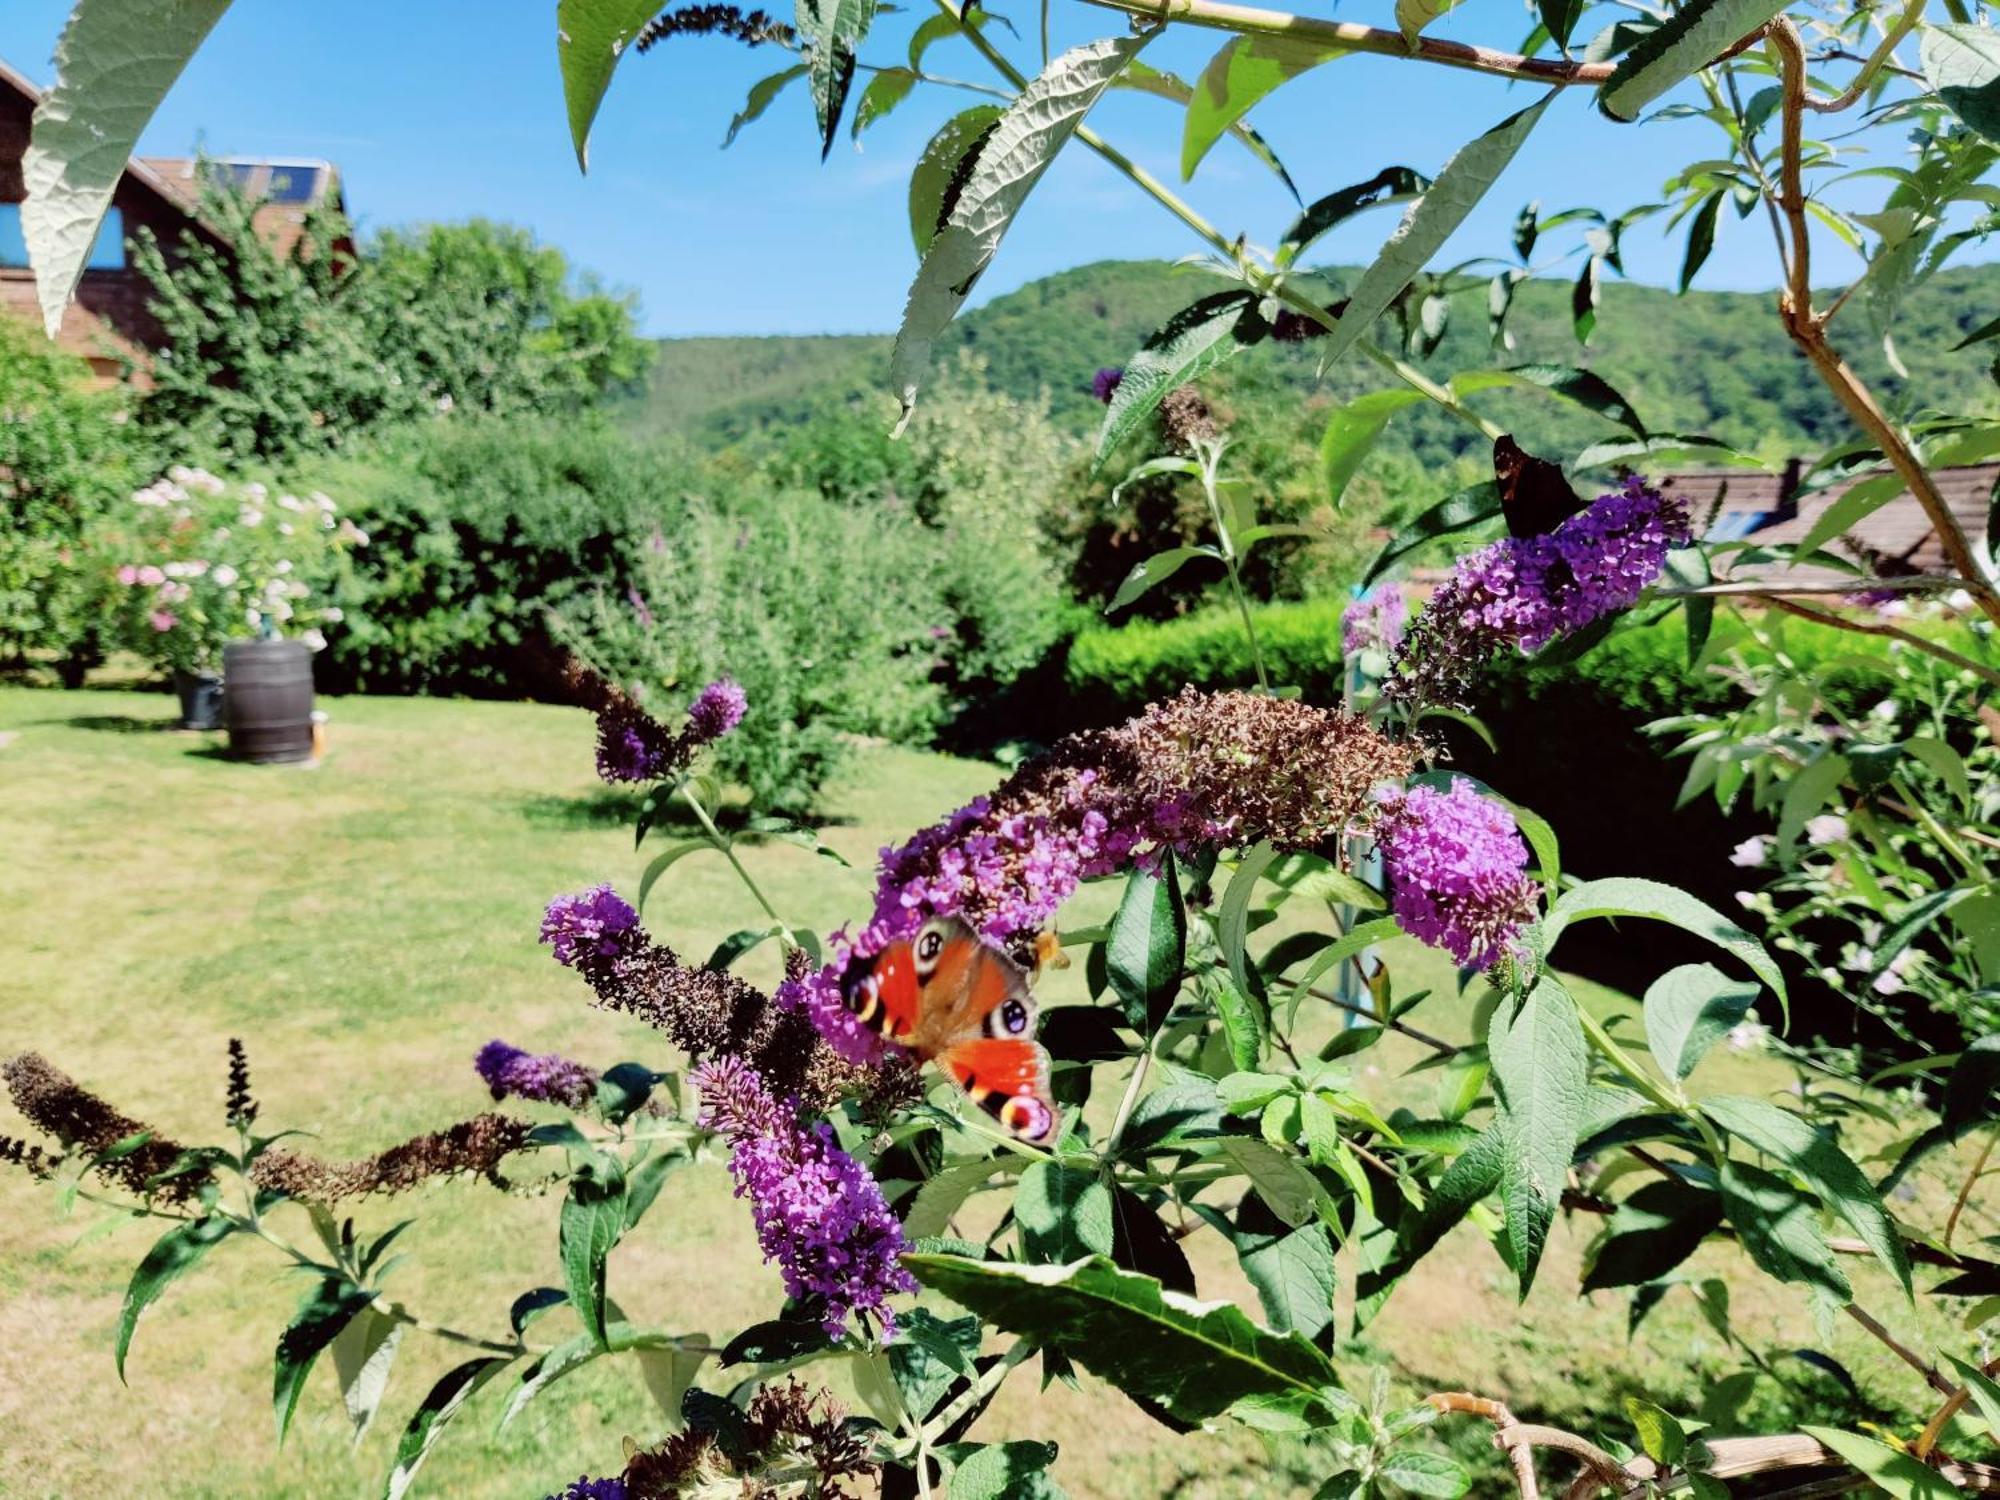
xmin=224 ymin=639 xmax=315 ymax=763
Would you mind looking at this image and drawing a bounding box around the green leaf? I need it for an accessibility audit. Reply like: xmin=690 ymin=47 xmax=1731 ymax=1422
xmin=1322 ymin=390 xmax=1427 ymax=507
xmin=1643 ymin=963 xmax=1760 ymax=1080
xmin=556 ymin=0 xmax=660 ymax=170
xmin=908 ymin=105 xmax=1006 ymax=256
xmin=622 ymin=1149 xmax=684 ymax=1230
xmin=1235 ymin=1203 xmax=1337 ymax=1341
xmin=1719 ymin=1159 xmax=1852 ymax=1300
xmin=1582 ymin=1177 xmax=1723 ymax=1291
xmin=1285 ymin=918 xmax=1401 ymax=1029
xmin=502 ymin=1321 xmax=694 ymax=1428
xmin=1880 ymin=1036 xmax=2000 ymax=1191
xmin=892 ymin=1307 xmax=981 ymax=1421
xmin=1279 ymin=166 xmax=1430 ymax=266
xmin=1487 ymin=979 xmax=1588 ymax=1294
xmin=1776 ymin=752 xmax=1851 ymax=860
xmin=1095 ymin=291 xmax=1267 ymax=461
xmin=1182 ymin=35 xmax=1345 ymax=184
xmin=949 ymin=1440 xmax=1066 ymax=1499
xmin=1219 ymin=841 xmax=1280 ymax=1002
xmin=1799 ymin=1426 xmax=1967 ymax=1498
xmin=1318 ymin=92 xmax=1557 ymax=374
xmin=560 ymin=1170 xmax=629 ymax=1347
xmin=1624 ymin=1397 xmax=1686 ymax=1466
xmin=1016 ymin=1161 xmax=1115 ymax=1263
xmin=1213 ymin=978 xmax=1267 ymax=1071
xmin=385 ymin=1357 xmax=512 ymax=1500
xmin=1378 ymin=1449 xmax=1472 ymax=1497
xmin=1117 ymin=60 xmax=1298 ymax=201
xmin=1678 ymin=189 xmax=1725 ymax=292
xmin=329 ymin=1306 xmax=403 ymax=1442
xmin=636 ymin=1341 xmax=709 ymax=1428
xmin=23 ymin=0 xmax=235 ymax=339
xmin=1363 ymin=482 xmax=1499 ymax=585
xmin=1107 ymin=860 xmax=1187 ymax=1032
xmin=1788 ymin=473 xmax=1904 ymax=563
xmin=1107 ymin=546 xmax=1221 ymax=613
xmin=1218 ymin=1136 xmax=1321 ymax=1229
xmin=1905 ymin=737 xmax=1973 ymax=812
xmin=275 ymin=1278 xmax=377 ymax=1443
xmin=638 ymin=838 xmax=714 ymax=913
xmin=1448 ymin=364 xmax=1646 ymax=437
xmin=893 ymin=32 xmax=1150 ymax=424
xmin=1944 ymin=1354 xmax=2000 ymax=1441
xmin=905 ymin=1158 xmax=1021 ymax=1240
xmin=1703 ymin=1096 xmax=1910 ymax=1296
xmin=1925 ymin=24 xmax=2000 ymax=147
xmin=1546 ymin=878 xmax=1786 ymax=1016
xmin=903 ymin=1253 xmax=1339 ymax=1422
xmin=1395 ymin=0 xmax=1463 ymax=44
xmin=1599 ymin=0 xmax=1794 ymax=122
xmin=853 ymin=66 xmax=917 ymax=138
xmin=724 ymin=63 xmax=810 ymax=148
xmin=1539 ymin=0 xmax=1586 ymax=47
xmin=116 ymin=1215 xmax=236 ymax=1381
xmin=797 ymin=0 xmax=878 ymax=158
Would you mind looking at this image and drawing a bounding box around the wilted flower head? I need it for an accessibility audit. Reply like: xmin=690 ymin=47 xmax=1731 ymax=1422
xmin=1390 ymin=478 xmax=1690 ymax=707
xmin=249 ymin=1113 xmax=532 ymax=1201
xmin=1092 ymin=366 xmax=1124 ymax=403
xmin=541 ymin=885 xmax=641 ymax=968
xmin=475 ymin=1040 xmax=599 ymax=1108
xmin=622 ymin=1378 xmax=872 ymax=1497
xmin=1342 ymin=584 xmax=1408 ymax=657
xmin=2 ymin=1053 xmax=207 ymax=1201
xmin=693 ymin=1056 xmax=915 ymax=1339
xmin=1374 ymin=779 xmax=1540 ymax=968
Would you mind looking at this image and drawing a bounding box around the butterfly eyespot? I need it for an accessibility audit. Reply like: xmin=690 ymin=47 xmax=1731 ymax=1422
xmin=996 ymin=998 xmax=1030 ymax=1036
xmin=1000 ymin=1096 xmax=1055 ymax=1143
xmin=914 ymin=925 xmax=947 ymax=975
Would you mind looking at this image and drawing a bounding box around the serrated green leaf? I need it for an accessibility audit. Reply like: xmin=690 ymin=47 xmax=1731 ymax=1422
xmin=1363 ymin=482 xmax=1499 ymax=585
xmin=1582 ymin=1177 xmax=1723 ymax=1291
xmin=1107 ymin=861 xmax=1186 ymax=1032
xmin=797 ymin=0 xmax=877 ymax=157
xmin=907 ymin=104 xmax=1005 ymax=258
xmin=1600 ymin=0 xmax=1793 ymax=122
xmin=853 ymin=66 xmax=917 ymax=138
xmin=904 ymin=1253 xmax=1339 ymax=1422
xmin=1678 ymin=189 xmax=1725 ymax=292
xmin=1624 ymin=1396 xmax=1686 ymax=1465
xmin=1323 ymin=389 xmax=1427 ymax=507
xmin=893 ymin=33 xmax=1149 ymax=424
xmin=1925 ymin=24 xmax=2000 ymax=147
xmin=275 ymin=1278 xmax=377 ymax=1443
xmin=560 ymin=1170 xmax=628 ymax=1347
xmin=1182 ymin=35 xmax=1344 ymax=184
xmin=1718 ymin=1159 xmax=1852 ymax=1301
xmin=906 ymin=1157 xmax=1022 ymax=1241
xmin=1095 ymin=291 xmax=1268 ymax=460
xmin=329 ymin=1306 xmax=402 ymax=1442
xmin=1107 ymin=546 xmax=1221 ymax=613
xmin=1116 ymin=60 xmax=1298 ymax=201
xmin=385 ymin=1357 xmax=511 ymax=1500
xmin=1378 ymin=1449 xmax=1472 ymax=1497
xmin=1213 ymin=979 xmax=1267 ymax=1071
xmin=1547 ymin=878 xmax=1785 ymax=1017
xmin=1279 ymin=166 xmax=1430 ymax=266
xmin=1643 ymin=963 xmax=1760 ymax=1080
xmin=1017 ymin=1161 xmax=1115 ymax=1263
xmin=1219 ymin=841 xmax=1279 ymax=1002
xmin=725 ymin=63 xmax=809 ymax=148
xmin=1488 ymin=979 xmax=1587 ymax=1295
xmin=1395 ymin=0 xmax=1463 ymax=44
xmin=949 ymin=1439 xmax=1066 ymax=1499
xmin=503 ymin=1321 xmax=695 ymax=1428
xmin=116 ymin=1215 xmax=236 ymax=1381
xmin=1448 ymin=364 xmax=1646 ymax=437
xmin=1218 ymin=1137 xmax=1321 ymax=1229
xmin=556 ymin=0 xmax=660 ymax=170
xmin=1235 ymin=1202 xmax=1337 ymax=1341
xmin=1318 ymin=92 xmax=1556 ymax=374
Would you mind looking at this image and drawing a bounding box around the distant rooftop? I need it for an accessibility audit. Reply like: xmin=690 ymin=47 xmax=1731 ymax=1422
xmin=138 ymin=156 xmax=343 ymax=254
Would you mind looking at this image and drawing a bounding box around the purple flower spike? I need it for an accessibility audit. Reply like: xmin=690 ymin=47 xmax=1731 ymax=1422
xmin=1092 ymin=366 xmax=1124 ymax=404
xmin=541 ymin=885 xmax=641 ymax=968
xmin=475 ymin=1040 xmax=599 ymax=1108
xmin=1375 ymin=778 xmax=1541 ymax=969
xmin=687 ymin=677 xmax=747 ymax=743
xmin=545 ymin=1479 xmax=627 ymax=1500
xmin=1342 ymin=584 xmax=1408 ymax=656
xmin=693 ymin=1055 xmax=916 ymax=1340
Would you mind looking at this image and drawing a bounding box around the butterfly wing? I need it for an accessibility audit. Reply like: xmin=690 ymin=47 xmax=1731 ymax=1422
xmin=838 ymin=936 xmax=925 ymax=1046
xmin=1494 ymin=434 xmax=1586 ymax=539
xmin=934 ymin=1037 xmax=1060 ymax=1144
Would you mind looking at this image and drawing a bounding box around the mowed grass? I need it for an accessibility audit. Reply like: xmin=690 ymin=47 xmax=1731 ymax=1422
xmin=0 ymin=687 xmax=1974 ymax=1499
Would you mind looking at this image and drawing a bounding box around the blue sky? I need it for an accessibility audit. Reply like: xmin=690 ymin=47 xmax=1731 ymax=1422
xmin=0 ymin=1 xmax=1906 ymax=336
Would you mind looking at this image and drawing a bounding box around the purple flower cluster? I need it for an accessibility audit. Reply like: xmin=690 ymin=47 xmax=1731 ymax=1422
xmin=1092 ymin=366 xmax=1124 ymax=404
xmin=543 ymin=1478 xmax=626 ymax=1500
xmin=541 ymin=885 xmax=641 ymax=968
xmin=687 ymin=676 xmax=748 ymax=742
xmin=1447 ymin=478 xmax=1691 ymax=654
xmin=1375 ymin=778 xmax=1540 ymax=968
xmin=1341 ymin=585 xmax=1408 ymax=656
xmin=474 ymin=1040 xmax=598 ymax=1108
xmin=693 ymin=1056 xmax=916 ymax=1339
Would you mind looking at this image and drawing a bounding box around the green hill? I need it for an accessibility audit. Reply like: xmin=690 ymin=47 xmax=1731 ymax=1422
xmin=622 ymin=258 xmax=2000 ymax=464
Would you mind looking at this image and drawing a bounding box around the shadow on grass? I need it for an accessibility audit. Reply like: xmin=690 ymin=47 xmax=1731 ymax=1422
xmin=519 ymin=788 xmax=857 ymax=835
xmin=40 ymin=713 xmax=190 ymax=734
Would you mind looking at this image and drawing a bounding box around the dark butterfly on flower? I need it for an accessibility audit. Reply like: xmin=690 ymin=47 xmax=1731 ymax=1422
xmin=1493 ymin=434 xmax=1586 ymax=539
xmin=838 ymin=917 xmax=1060 ymax=1144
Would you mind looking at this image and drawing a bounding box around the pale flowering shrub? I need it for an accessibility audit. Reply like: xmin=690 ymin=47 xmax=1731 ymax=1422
xmin=99 ymin=467 xmax=364 ymax=675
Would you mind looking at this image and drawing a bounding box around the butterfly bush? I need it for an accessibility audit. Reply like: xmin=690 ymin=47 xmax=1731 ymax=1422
xmin=1374 ymin=779 xmax=1541 ymax=968
xmin=563 ymin=661 xmax=747 ymax=784
xmin=1091 ymin=365 xmax=1124 ymax=403
xmin=791 ymin=689 xmax=1418 ymax=1066
xmin=1390 ymin=478 xmax=1691 ymax=706
xmin=1342 ymin=583 xmax=1408 ymax=656
xmin=693 ymin=1055 xmax=917 ymax=1338
xmin=475 ymin=1039 xmax=598 ymax=1108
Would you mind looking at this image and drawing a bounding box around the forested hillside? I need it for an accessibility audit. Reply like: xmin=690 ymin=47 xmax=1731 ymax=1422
xmin=626 ymin=258 xmax=2000 ymax=468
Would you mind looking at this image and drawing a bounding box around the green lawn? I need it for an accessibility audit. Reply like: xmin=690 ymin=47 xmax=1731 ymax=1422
xmin=0 ymin=687 xmax=1968 ymax=1499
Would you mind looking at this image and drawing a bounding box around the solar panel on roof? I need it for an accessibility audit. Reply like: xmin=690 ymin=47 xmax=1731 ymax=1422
xmin=264 ymin=167 xmax=320 ymax=204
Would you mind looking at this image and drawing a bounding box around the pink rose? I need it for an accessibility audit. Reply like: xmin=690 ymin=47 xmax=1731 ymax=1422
xmin=137 ymin=565 xmax=166 ymax=586
xmin=150 ymin=610 xmax=177 ymax=632
xmin=116 ymin=565 xmax=139 ymax=585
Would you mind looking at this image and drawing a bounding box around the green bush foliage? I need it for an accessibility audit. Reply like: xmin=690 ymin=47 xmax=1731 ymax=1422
xmin=135 ymin=181 xmax=647 ymax=463
xmin=0 ymin=321 xmax=151 ymax=678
